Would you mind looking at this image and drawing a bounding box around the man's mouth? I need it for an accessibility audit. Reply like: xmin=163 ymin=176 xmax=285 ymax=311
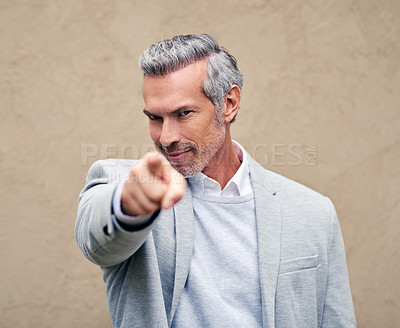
xmin=165 ymin=149 xmax=191 ymax=162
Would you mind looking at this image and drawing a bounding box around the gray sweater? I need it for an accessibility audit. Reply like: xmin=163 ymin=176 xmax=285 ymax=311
xmin=172 ymin=192 xmax=262 ymax=327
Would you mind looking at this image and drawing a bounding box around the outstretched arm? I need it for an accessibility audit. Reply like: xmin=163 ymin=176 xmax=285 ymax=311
xmin=75 ymin=152 xmax=186 ymax=268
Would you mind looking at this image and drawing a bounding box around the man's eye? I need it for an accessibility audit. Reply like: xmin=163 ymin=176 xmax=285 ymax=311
xmin=148 ymin=114 xmax=161 ymax=120
xmin=179 ymin=110 xmax=192 ymax=117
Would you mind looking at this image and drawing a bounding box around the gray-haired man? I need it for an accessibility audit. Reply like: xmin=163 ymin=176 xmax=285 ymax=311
xmin=76 ymin=34 xmax=356 ymax=327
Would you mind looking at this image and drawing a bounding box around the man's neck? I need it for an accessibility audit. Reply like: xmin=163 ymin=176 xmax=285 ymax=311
xmin=202 ymin=132 xmax=241 ymax=189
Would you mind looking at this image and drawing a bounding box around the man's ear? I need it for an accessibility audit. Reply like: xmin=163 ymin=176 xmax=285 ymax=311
xmin=223 ymin=85 xmax=241 ymax=123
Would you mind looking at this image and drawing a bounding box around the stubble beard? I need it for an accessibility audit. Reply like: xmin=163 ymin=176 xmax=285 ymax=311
xmin=156 ymin=110 xmax=226 ymax=177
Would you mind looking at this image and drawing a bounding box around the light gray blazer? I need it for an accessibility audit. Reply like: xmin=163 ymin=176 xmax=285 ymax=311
xmin=75 ymin=155 xmax=356 ymax=328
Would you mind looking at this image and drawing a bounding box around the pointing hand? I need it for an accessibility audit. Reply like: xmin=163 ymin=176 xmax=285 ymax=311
xmin=121 ymin=152 xmax=187 ymax=216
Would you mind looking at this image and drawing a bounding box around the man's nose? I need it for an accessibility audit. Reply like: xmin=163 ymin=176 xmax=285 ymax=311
xmin=159 ymin=120 xmax=180 ymax=147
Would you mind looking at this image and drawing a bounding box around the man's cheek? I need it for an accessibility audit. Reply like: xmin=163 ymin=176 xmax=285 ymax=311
xmin=149 ymin=129 xmax=160 ymax=144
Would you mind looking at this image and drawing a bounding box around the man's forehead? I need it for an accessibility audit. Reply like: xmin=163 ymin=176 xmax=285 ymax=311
xmin=141 ymin=59 xmax=211 ymax=116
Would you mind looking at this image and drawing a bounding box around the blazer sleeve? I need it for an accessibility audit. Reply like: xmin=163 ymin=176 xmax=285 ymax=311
xmin=75 ymin=160 xmax=160 ymax=268
xmin=321 ymin=198 xmax=357 ymax=327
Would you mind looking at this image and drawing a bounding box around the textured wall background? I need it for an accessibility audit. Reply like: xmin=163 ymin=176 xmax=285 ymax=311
xmin=1 ymin=0 xmax=399 ymax=327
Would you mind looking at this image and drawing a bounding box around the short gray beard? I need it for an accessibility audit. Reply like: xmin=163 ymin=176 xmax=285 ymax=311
xmin=179 ymin=129 xmax=225 ymax=177
xmin=159 ymin=110 xmax=226 ymax=177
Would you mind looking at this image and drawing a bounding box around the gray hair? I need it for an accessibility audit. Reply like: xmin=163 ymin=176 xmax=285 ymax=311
xmin=139 ymin=34 xmax=243 ymax=122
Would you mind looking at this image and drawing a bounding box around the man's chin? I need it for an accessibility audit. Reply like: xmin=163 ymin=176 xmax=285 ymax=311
xmin=171 ymin=163 xmax=201 ymax=178
xmin=172 ymin=165 xmax=194 ymax=178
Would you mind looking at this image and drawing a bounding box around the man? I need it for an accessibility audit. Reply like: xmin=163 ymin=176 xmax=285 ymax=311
xmin=76 ymin=34 xmax=356 ymax=327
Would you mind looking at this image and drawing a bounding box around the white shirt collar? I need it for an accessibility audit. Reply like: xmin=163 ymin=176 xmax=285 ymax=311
xmin=188 ymin=140 xmax=253 ymax=197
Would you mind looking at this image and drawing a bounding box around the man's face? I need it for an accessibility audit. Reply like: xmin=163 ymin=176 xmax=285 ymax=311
xmin=142 ymin=60 xmax=226 ymax=177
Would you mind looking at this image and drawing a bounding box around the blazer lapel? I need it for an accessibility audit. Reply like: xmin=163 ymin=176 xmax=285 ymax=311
xmin=249 ymin=156 xmax=282 ymax=328
xmin=169 ymin=186 xmax=195 ymax=324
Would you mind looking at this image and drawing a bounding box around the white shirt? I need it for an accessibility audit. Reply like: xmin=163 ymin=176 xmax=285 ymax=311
xmin=187 ymin=141 xmax=252 ymax=197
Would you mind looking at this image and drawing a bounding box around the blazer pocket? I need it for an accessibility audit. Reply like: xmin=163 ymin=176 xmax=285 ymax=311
xmin=279 ymin=255 xmax=319 ymax=275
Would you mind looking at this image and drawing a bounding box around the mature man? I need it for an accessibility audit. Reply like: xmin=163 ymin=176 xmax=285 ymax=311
xmin=76 ymin=34 xmax=356 ymax=327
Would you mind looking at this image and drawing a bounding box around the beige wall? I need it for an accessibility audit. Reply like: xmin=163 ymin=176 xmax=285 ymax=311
xmin=1 ymin=0 xmax=399 ymax=327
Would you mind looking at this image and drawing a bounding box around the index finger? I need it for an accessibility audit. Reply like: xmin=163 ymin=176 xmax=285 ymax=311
xmin=146 ymin=152 xmax=164 ymax=178
xmin=146 ymin=152 xmax=175 ymax=183
xmin=161 ymin=168 xmax=187 ymax=209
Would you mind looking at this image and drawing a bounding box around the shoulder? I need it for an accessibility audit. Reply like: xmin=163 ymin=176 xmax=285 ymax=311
xmin=267 ymin=169 xmax=328 ymax=205
xmin=249 ymin=154 xmax=326 ymax=199
xmin=79 ymin=158 xmax=138 ymax=202
xmin=249 ymin=155 xmax=333 ymax=219
xmin=85 ymin=159 xmax=138 ymax=185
